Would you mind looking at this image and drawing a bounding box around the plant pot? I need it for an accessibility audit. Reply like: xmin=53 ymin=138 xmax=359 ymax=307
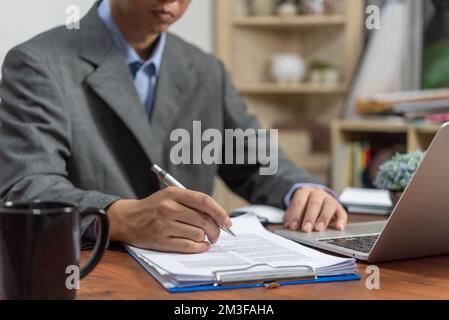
xmin=322 ymin=68 xmax=340 ymax=85
xmin=309 ymin=69 xmax=322 ymax=83
xmin=250 ymin=0 xmax=275 ymax=16
xmin=301 ymin=0 xmax=331 ymax=15
xmin=389 ymin=190 xmax=404 ymax=208
xmin=234 ymin=0 xmax=250 ymax=16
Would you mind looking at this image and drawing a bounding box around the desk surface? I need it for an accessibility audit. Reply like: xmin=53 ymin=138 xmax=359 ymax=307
xmin=78 ymin=214 xmax=449 ymax=300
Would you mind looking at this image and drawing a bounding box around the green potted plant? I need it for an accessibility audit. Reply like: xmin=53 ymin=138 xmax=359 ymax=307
xmin=374 ymin=150 xmax=425 ymax=206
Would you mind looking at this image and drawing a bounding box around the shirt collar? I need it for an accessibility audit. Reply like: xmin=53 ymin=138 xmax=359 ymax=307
xmin=97 ymin=0 xmax=166 ymax=74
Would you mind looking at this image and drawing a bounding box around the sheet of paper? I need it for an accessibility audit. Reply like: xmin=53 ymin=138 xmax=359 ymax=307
xmin=129 ymin=213 xmax=353 ymax=280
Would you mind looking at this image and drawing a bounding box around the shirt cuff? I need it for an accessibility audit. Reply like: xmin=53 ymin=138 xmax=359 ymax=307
xmin=83 ymin=198 xmax=121 ymax=242
xmin=84 ymin=218 xmax=99 ymax=241
xmin=283 ymin=183 xmax=338 ymax=208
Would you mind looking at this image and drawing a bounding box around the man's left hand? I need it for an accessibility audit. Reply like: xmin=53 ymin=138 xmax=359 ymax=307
xmin=284 ymin=187 xmax=347 ymax=233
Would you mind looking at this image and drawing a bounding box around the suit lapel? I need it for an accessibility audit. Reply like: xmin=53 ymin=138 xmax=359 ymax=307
xmin=148 ymin=34 xmax=194 ymax=165
xmin=84 ymin=48 xmax=161 ymax=165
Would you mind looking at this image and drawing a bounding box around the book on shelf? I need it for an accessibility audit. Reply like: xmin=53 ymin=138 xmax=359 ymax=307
xmin=351 ymin=141 xmax=371 ymax=189
xmin=333 ymin=141 xmax=370 ymax=192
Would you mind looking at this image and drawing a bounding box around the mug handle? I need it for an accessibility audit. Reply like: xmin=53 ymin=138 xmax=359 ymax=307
xmin=79 ymin=209 xmax=110 ymax=278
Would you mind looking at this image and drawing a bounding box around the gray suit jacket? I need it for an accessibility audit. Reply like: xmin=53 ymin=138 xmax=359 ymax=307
xmin=0 ymin=5 xmax=320 ymax=233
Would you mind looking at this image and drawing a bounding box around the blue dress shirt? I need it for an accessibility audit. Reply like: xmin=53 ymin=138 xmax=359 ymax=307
xmin=97 ymin=0 xmax=166 ymax=115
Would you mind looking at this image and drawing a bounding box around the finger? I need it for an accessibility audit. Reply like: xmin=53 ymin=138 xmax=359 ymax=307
xmin=169 ymin=188 xmax=231 ymax=228
xmin=284 ymin=189 xmax=310 ymax=231
xmin=167 ymin=221 xmax=208 ymax=243
xmin=166 ymin=238 xmax=211 ymax=254
xmin=314 ymin=198 xmax=337 ymax=232
xmin=302 ymin=192 xmax=326 ymax=233
xmin=171 ymin=205 xmax=221 ymax=244
xmin=133 ymin=230 xmax=210 ymax=254
xmin=334 ymin=205 xmax=348 ymax=230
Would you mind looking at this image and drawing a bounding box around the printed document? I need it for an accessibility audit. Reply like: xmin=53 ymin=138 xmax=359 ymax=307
xmin=127 ymin=213 xmax=356 ymax=288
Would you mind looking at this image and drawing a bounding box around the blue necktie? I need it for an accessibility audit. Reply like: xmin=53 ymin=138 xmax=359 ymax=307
xmin=129 ymin=61 xmax=156 ymax=116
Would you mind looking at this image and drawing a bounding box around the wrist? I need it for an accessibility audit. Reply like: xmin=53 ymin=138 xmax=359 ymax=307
xmin=106 ymin=199 xmax=137 ymax=242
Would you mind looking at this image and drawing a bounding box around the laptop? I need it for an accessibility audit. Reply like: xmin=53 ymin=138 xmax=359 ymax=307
xmin=275 ymin=123 xmax=449 ymax=263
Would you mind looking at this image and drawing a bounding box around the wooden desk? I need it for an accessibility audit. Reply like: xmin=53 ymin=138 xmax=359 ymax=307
xmin=77 ymin=214 xmax=449 ymax=300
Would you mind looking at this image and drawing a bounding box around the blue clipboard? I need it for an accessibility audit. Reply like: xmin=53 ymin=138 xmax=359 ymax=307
xmin=168 ymin=274 xmax=360 ymax=293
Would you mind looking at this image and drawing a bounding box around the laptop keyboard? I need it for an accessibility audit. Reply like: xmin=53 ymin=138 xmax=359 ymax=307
xmin=319 ymin=234 xmax=379 ymax=253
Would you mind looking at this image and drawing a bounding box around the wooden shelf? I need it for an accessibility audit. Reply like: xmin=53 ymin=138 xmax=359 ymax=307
xmin=414 ymin=124 xmax=441 ymax=134
xmin=336 ymin=119 xmax=410 ymax=133
xmin=233 ymin=15 xmax=346 ymax=28
xmin=335 ymin=119 xmax=442 ymax=134
xmin=237 ymin=83 xmax=347 ymax=94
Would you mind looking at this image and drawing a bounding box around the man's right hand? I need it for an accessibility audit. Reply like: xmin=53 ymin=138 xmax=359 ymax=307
xmin=106 ymin=187 xmax=232 ymax=253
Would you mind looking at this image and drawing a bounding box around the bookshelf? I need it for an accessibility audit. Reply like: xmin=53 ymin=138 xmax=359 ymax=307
xmin=331 ymin=118 xmax=441 ymax=193
xmin=213 ymin=0 xmax=364 ymax=211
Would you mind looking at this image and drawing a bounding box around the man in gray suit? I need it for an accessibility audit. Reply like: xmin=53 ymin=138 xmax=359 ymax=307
xmin=0 ymin=0 xmax=347 ymax=253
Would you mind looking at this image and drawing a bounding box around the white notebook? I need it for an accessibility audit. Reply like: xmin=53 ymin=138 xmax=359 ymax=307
xmin=126 ymin=213 xmax=356 ymax=289
xmin=339 ymin=188 xmax=393 ymax=215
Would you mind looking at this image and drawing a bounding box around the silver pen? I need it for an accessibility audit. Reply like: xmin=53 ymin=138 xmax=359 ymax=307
xmin=151 ymin=164 xmax=236 ymax=237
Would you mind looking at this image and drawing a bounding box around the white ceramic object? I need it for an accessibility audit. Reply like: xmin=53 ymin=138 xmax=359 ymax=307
xmin=250 ymin=0 xmax=275 ymax=15
xmin=276 ymin=1 xmax=299 ymax=16
xmin=271 ymin=54 xmax=306 ymax=84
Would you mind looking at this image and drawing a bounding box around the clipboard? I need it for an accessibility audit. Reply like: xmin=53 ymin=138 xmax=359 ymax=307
xmin=169 ymin=263 xmax=360 ymax=293
xmin=168 ymin=274 xmax=360 ymax=293
xmin=127 ymin=249 xmax=360 ymax=293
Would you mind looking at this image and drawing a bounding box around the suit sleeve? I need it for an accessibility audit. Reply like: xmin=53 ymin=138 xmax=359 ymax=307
xmin=0 ymin=46 xmax=120 ymax=233
xmin=217 ymin=61 xmax=323 ymax=208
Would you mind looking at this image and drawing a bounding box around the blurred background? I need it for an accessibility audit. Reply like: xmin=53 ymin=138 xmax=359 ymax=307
xmin=1 ymin=0 xmax=448 ymax=211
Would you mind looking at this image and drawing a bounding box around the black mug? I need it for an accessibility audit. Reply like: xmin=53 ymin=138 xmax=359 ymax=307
xmin=0 ymin=201 xmax=109 ymax=299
